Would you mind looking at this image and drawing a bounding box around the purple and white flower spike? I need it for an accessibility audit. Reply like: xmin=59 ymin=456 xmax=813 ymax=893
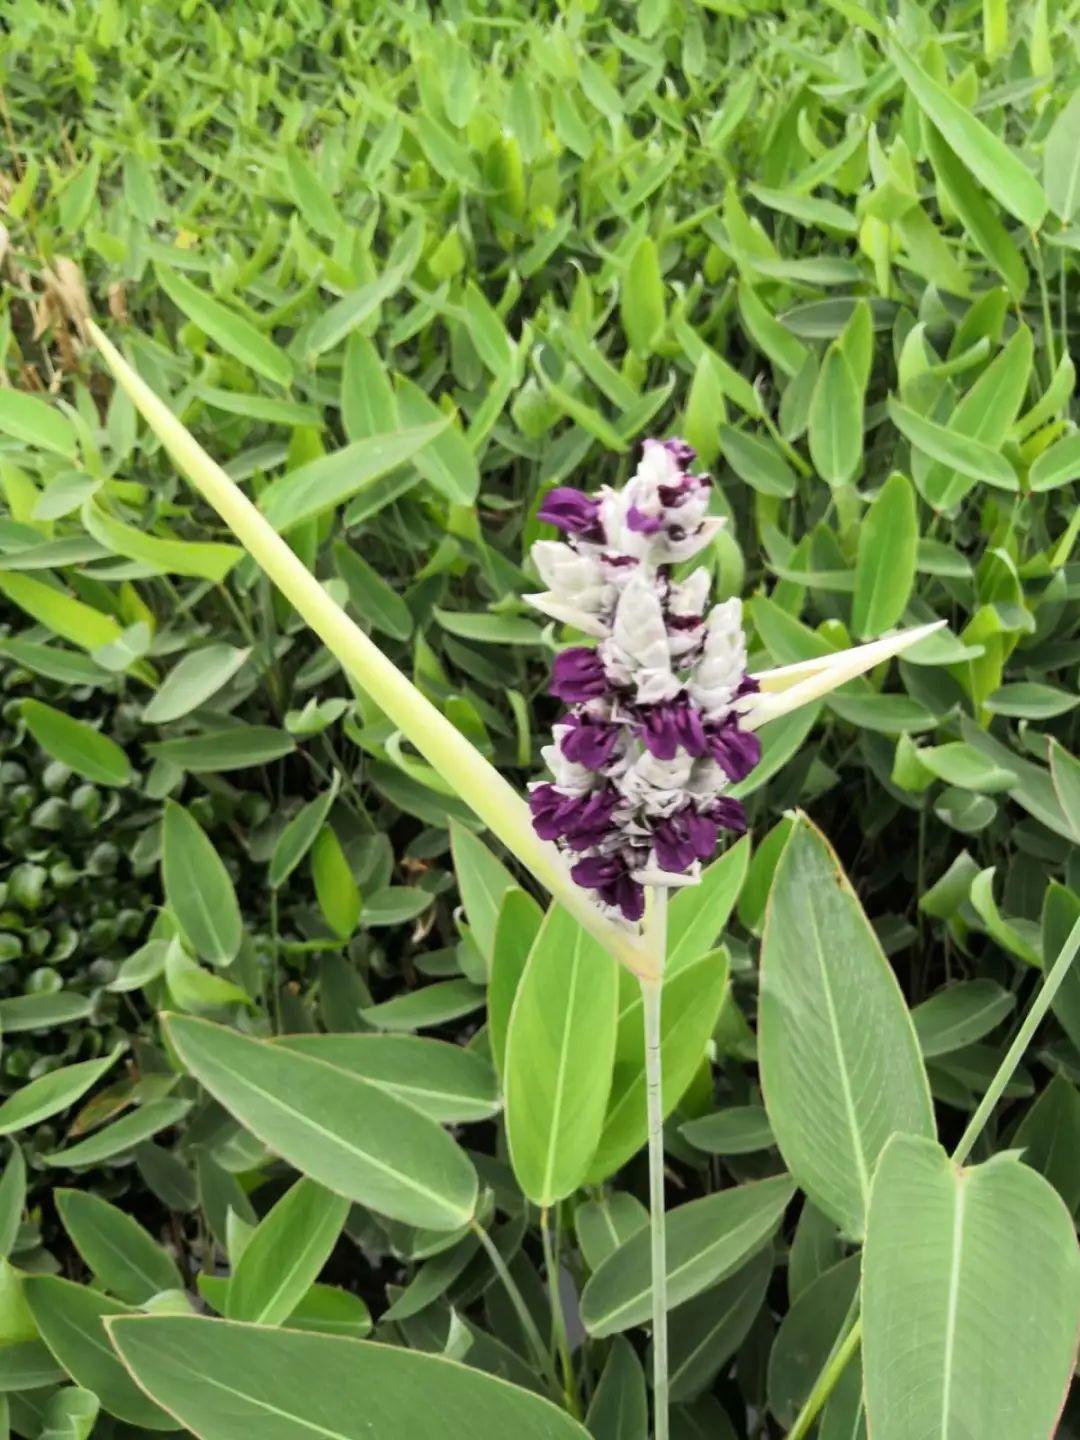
xmin=526 ymin=439 xmax=760 ymax=923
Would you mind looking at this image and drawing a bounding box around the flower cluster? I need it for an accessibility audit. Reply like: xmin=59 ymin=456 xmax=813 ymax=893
xmin=526 ymin=439 xmax=761 ymax=923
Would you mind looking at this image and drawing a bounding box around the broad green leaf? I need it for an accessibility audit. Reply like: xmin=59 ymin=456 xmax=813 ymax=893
xmin=268 ymin=783 xmax=339 ymax=889
xmin=586 ymin=1337 xmax=648 ymax=1440
xmin=914 ymin=742 xmax=1017 ymax=792
xmin=0 ymin=991 xmax=92 ymax=1030
xmin=680 ymin=1106 xmax=774 ymax=1156
xmin=310 ymin=826 xmax=361 ymax=939
xmin=23 ymin=1277 xmax=173 ymax=1429
xmin=759 ymin=815 xmax=934 ymax=1238
xmin=164 ymin=1015 xmax=478 ymax=1231
xmin=718 ymin=426 xmax=797 ymax=498
xmin=925 ymin=125 xmax=1027 ymax=298
xmin=667 ymin=837 xmax=750 ymax=971
xmin=449 ymin=821 xmax=516 ymax=970
xmin=21 ymin=700 xmax=132 ymax=787
xmin=580 ymin=1175 xmax=794 ymax=1336
xmin=666 ymin=1248 xmax=773 ymax=1402
xmin=912 ymin=980 xmax=1015 ymax=1058
xmin=43 ymin=1099 xmax=192 ymax=1168
xmin=146 ymin=725 xmax=295 ymax=772
xmin=142 ymin=645 xmax=250 ymax=724
xmin=767 ymin=1256 xmax=860 ymax=1428
xmin=81 ymin=500 xmax=241 ymax=582
xmin=158 ymin=267 xmax=292 ymax=386
xmin=259 ymin=425 xmax=447 ymax=531
xmin=504 ymin=906 xmax=618 ymax=1206
xmin=162 ymin=802 xmax=242 ymax=966
xmin=489 ymin=888 xmax=544 ymax=1082
xmin=227 ymin=1179 xmax=348 ymax=1325
xmin=395 ymin=379 xmax=479 ymax=504
xmin=274 ymin=1034 xmax=499 ymax=1125
xmin=576 ymin=1193 xmax=649 ymax=1273
xmin=808 ymin=344 xmax=863 ymax=486
xmin=1029 ymin=430 xmax=1080 ymax=492
xmin=0 ymin=1146 xmax=26 ymax=1259
xmin=334 ymin=542 xmax=413 ymax=641
xmin=863 ymin=1135 xmax=1080 ymax=1440
xmin=586 ymin=950 xmax=730 ymax=1184
xmin=889 ymin=37 xmax=1047 ymax=228
xmin=107 ymin=1315 xmax=594 ymax=1438
xmin=1049 ymin=740 xmax=1080 ymax=840
xmin=0 ymin=391 xmax=77 ymax=456
xmin=0 ymin=1047 xmax=124 ymax=1135
xmin=852 ymin=472 xmax=918 ymax=639
xmin=0 ymin=574 xmax=123 ymax=654
xmin=621 ymin=237 xmax=666 ymax=356
xmin=1044 ymin=92 xmax=1080 ymax=222
xmin=1013 ymin=1074 xmax=1080 ymax=1214
xmin=56 ymin=1190 xmax=182 ymax=1304
xmin=888 ymin=397 xmax=1017 ymax=491
xmin=285 ymin=147 xmax=340 ymax=238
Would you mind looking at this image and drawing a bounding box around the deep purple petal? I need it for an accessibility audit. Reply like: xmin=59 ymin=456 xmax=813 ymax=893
xmin=707 ymin=719 xmax=762 ymax=784
xmin=560 ymin=715 xmax=622 ymax=771
xmin=626 ymin=505 xmax=664 ymax=534
xmin=550 ymin=648 xmax=610 ymax=703
xmin=639 ymin=699 xmax=709 ymax=761
xmin=538 ymin=487 xmax=605 ymax=541
xmin=709 ymin=797 xmax=748 ymax=835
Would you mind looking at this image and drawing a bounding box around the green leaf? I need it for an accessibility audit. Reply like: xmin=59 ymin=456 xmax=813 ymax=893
xmin=21 ymin=700 xmax=132 ymax=787
xmin=162 ymin=802 xmax=242 ymax=966
xmin=504 ymin=905 xmax=618 ymax=1206
xmin=621 ymin=238 xmax=666 ymax=356
xmin=56 ymin=1190 xmax=182 ymax=1304
xmin=259 ymin=425 xmax=448 ymax=531
xmin=142 ymin=645 xmax=250 ymax=724
xmin=1013 ymin=1074 xmax=1080 ymax=1215
xmin=107 ymin=1314 xmax=594 ymax=1438
xmin=888 ymin=397 xmax=1018 ymax=491
xmin=1043 ymin=91 xmax=1080 ymax=222
xmin=759 ymin=815 xmax=934 ymax=1239
xmin=449 ymin=821 xmax=516 ymax=971
xmin=489 ymin=888 xmax=544 ymax=1083
xmin=226 ymin=1178 xmax=348 ymax=1325
xmin=285 ymin=147 xmax=341 ymax=239
xmin=808 ymin=345 xmax=863 ymax=486
xmin=310 ymin=825 xmax=361 ymax=939
xmin=334 ymin=542 xmax=413 ymax=641
xmin=852 ymin=472 xmax=918 ymax=639
xmin=163 ymin=1015 xmax=478 ymax=1231
xmin=718 ymin=426 xmax=797 ymax=498
xmin=146 ymin=725 xmax=295 ymax=772
xmin=395 ymin=379 xmax=479 ymax=504
xmin=667 ymin=838 xmax=750 ymax=971
xmin=666 ymin=1249 xmax=773 ymax=1402
xmin=680 ymin=1106 xmax=774 ymax=1156
xmin=1029 ymin=430 xmax=1080 ymax=491
xmin=1049 ymin=740 xmax=1080 ymax=840
xmin=268 ymin=783 xmax=339 ymax=889
xmin=586 ymin=1338 xmax=648 ymax=1440
xmin=586 ymin=950 xmax=730 ymax=1184
xmin=767 ymin=1256 xmax=860 ymax=1428
xmin=81 ymin=499 xmax=242 ymax=582
xmin=889 ymin=37 xmax=1047 ymax=228
xmin=580 ymin=1175 xmax=794 ymax=1337
xmin=43 ymin=1099 xmax=192 ymax=1168
xmin=912 ymin=980 xmax=1015 ymax=1058
xmin=0 ymin=1047 xmax=124 ymax=1136
xmin=0 ymin=574 xmax=123 ymax=654
xmin=23 ymin=1277 xmax=173 ymax=1429
xmin=274 ymin=1034 xmax=499 ymax=1125
xmin=0 ymin=391 xmax=77 ymax=457
xmin=157 ymin=267 xmax=292 ymax=386
xmin=914 ymin=742 xmax=1017 ymax=793
xmin=863 ymin=1135 xmax=1080 ymax=1440
xmin=925 ymin=125 xmax=1028 ymax=298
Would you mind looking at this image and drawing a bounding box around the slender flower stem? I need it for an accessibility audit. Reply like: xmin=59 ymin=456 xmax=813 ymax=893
xmin=541 ymin=1207 xmax=580 ymax=1418
xmin=471 ymin=1222 xmax=561 ymax=1398
xmin=785 ymin=915 xmax=1080 ymax=1437
xmin=642 ymin=887 xmax=669 ymax=1440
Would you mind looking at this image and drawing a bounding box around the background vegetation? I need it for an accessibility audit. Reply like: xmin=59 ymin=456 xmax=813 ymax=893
xmin=0 ymin=0 xmax=1077 ymax=1436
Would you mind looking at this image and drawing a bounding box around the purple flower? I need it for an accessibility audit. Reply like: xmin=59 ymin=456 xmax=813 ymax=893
xmin=538 ymin=487 xmax=605 ymax=541
xmin=638 ymin=698 xmax=708 ymax=761
xmin=550 ymin=648 xmax=610 ymax=702
xmin=571 ymin=854 xmax=646 ymax=922
xmin=560 ymin=714 xmax=623 ymax=771
xmin=706 ymin=718 xmax=762 ymax=783
xmin=527 ymin=437 xmax=760 ymax=921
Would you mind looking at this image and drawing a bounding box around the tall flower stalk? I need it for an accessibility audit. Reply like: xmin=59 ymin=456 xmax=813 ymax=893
xmin=79 ymin=305 xmax=944 ymax=1440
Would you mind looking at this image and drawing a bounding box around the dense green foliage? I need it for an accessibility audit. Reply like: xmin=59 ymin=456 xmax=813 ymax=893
xmin=0 ymin=0 xmax=1078 ymax=1435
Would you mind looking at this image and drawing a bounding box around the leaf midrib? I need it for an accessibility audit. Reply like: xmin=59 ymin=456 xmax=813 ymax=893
xmin=541 ymin=927 xmax=584 ymax=1201
xmin=940 ymin=1172 xmax=968 ymax=1439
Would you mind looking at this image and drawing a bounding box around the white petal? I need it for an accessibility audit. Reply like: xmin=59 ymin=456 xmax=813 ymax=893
xmin=741 ymin=620 xmax=948 ymax=730
xmin=523 ymin=592 xmax=610 ymax=638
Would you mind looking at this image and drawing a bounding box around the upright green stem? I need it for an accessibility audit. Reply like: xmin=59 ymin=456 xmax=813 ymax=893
xmin=785 ymin=916 xmax=1080 ymax=1437
xmin=471 ymin=1222 xmax=561 ymax=1399
xmin=541 ymin=1207 xmax=580 ymax=1418
xmin=642 ymin=888 xmax=669 ymax=1440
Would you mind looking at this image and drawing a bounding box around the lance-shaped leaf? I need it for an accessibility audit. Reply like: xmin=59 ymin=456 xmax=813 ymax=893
xmin=85 ymin=321 xmax=656 ymax=984
xmin=863 ymin=1135 xmax=1080 ymax=1440
xmin=759 ymin=815 xmax=933 ymax=1238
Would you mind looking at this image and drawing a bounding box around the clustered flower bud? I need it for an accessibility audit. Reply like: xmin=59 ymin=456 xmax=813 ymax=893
xmin=526 ymin=439 xmax=761 ymax=923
